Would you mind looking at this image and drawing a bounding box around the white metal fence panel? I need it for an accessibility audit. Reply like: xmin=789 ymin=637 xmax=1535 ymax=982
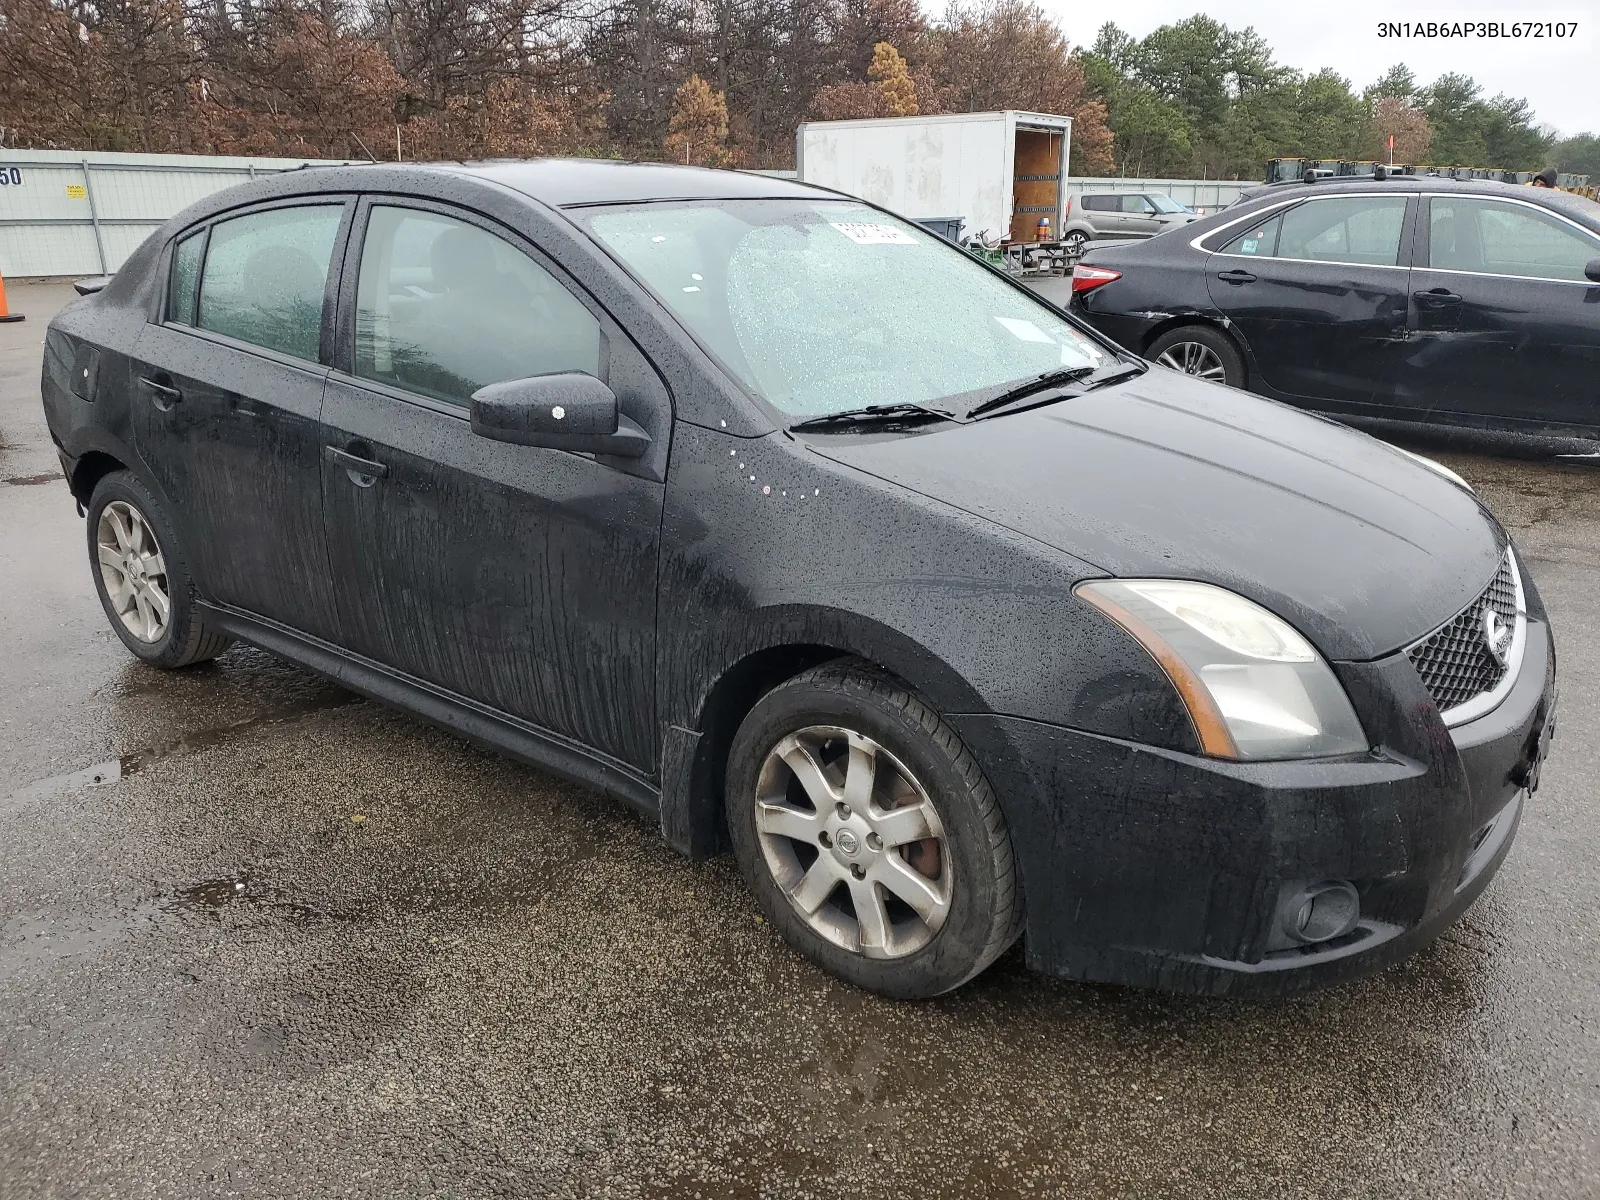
xmin=0 ymin=149 xmax=354 ymax=277
xmin=1065 ymin=177 xmax=1255 ymax=213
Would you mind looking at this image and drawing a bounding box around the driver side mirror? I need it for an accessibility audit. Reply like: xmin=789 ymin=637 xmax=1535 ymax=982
xmin=469 ymin=373 xmax=651 ymax=458
xmin=1586 ymin=258 xmax=1600 ymax=283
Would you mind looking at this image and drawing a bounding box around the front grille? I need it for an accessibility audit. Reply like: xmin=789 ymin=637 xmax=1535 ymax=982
xmin=1406 ymin=553 xmax=1519 ymax=716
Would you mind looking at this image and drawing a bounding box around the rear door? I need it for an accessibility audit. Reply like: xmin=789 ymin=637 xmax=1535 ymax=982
xmin=1401 ymin=194 xmax=1600 ymax=432
xmin=132 ymin=199 xmax=351 ymax=640
xmin=1204 ymin=193 xmax=1413 ymax=407
xmin=318 ymin=198 xmax=669 ymax=771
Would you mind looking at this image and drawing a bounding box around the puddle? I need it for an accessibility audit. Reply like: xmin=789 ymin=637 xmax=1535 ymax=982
xmin=2 ymin=691 xmax=361 ymax=814
xmin=162 ymin=872 xmax=354 ymax=926
xmin=0 ymin=903 xmax=161 ymax=983
xmin=1 ymin=758 xmax=121 ymax=816
xmin=119 ymin=689 xmax=362 ymax=776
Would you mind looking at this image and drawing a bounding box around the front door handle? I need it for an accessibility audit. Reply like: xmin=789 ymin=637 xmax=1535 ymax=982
xmin=325 ymin=445 xmax=388 ymax=487
xmin=1216 ymin=269 xmax=1257 ymax=284
xmin=138 ymin=376 xmax=182 ymax=411
xmin=1414 ymin=288 xmax=1462 ymax=307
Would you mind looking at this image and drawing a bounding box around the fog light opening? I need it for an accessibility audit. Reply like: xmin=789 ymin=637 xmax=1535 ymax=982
xmin=1284 ymin=881 xmax=1360 ymax=944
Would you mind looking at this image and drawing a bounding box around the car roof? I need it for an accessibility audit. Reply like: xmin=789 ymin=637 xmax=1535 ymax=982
xmin=391 ymin=158 xmax=828 ymax=208
xmin=1230 ymin=175 xmax=1600 ymax=229
xmin=1241 ymin=177 xmax=1555 ymax=201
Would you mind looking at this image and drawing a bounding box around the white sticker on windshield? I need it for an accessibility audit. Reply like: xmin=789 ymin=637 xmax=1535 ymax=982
xmin=830 ymin=222 xmax=918 ymax=245
xmin=993 ymin=316 xmax=1055 ymax=343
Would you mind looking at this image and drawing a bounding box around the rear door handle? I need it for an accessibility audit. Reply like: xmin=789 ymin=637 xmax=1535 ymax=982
xmin=1216 ymin=269 xmax=1257 ymax=284
xmin=1414 ymin=288 xmax=1462 ymax=306
xmin=325 ymin=445 xmax=388 ymax=486
xmin=138 ymin=376 xmax=182 ymax=410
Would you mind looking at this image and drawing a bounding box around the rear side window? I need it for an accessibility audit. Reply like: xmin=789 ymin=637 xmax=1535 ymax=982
xmin=168 ymin=231 xmax=204 ymax=325
xmin=197 ymin=205 xmax=342 ymax=362
xmin=1277 ymin=196 xmax=1407 ymax=266
xmin=354 ymin=206 xmax=602 ymax=407
xmin=1219 ymin=213 xmax=1284 ymax=257
xmin=1081 ymin=195 xmax=1115 ymax=212
xmin=1430 ymin=198 xmax=1600 ymax=281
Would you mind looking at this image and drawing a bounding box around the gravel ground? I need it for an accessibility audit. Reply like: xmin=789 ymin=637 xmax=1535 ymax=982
xmin=3 ymin=281 xmax=1597 ymax=1198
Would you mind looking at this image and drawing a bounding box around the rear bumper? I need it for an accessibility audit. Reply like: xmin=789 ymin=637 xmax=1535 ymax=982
xmin=952 ymin=617 xmax=1556 ymax=996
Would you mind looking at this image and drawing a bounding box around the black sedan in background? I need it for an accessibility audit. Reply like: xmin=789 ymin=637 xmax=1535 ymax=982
xmin=42 ymin=161 xmax=1554 ymax=998
xmin=1071 ymin=177 xmax=1600 ymax=443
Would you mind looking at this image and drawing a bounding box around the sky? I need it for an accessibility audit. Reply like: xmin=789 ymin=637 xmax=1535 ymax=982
xmin=1040 ymin=1 xmax=1600 ymax=137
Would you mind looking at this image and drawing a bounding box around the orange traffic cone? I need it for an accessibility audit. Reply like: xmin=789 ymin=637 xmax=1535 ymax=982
xmin=0 ymin=269 xmax=24 ymax=323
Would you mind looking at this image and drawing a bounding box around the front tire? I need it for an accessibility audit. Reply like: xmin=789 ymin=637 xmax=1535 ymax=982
xmin=725 ymin=663 xmax=1022 ymax=999
xmin=86 ymin=471 xmax=233 ymax=668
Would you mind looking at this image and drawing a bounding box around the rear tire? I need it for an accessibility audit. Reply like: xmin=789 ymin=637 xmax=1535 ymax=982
xmin=86 ymin=471 xmax=233 ymax=669
xmin=725 ymin=662 xmax=1022 ymax=999
xmin=1147 ymin=324 xmax=1246 ymax=388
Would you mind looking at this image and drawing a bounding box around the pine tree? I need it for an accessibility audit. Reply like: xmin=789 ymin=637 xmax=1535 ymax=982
xmin=868 ymin=42 xmax=917 ymax=116
xmin=664 ymin=74 xmax=734 ymax=166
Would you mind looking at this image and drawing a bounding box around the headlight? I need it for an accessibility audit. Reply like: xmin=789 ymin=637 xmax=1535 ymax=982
xmin=1076 ymin=579 xmax=1368 ymax=760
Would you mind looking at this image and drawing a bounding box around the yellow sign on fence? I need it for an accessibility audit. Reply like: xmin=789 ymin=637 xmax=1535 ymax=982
xmin=65 ymin=184 xmax=86 ymax=199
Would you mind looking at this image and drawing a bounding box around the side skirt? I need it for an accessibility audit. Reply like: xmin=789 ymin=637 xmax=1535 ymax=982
xmin=200 ymin=602 xmax=662 ymax=820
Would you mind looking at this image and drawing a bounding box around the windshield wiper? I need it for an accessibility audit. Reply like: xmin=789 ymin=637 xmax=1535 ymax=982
xmin=1079 ymin=363 xmax=1147 ymax=391
xmin=964 ymin=366 xmax=1098 ymax=420
xmin=788 ymin=402 xmax=956 ymax=432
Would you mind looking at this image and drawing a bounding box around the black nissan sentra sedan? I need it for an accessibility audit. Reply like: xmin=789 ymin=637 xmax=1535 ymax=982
xmin=41 ymin=161 xmax=1557 ymax=998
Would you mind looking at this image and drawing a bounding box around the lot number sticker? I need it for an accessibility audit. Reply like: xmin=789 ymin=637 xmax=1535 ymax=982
xmin=831 ymin=222 xmax=918 ymax=245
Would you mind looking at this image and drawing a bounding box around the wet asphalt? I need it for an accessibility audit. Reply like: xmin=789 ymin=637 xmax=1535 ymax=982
xmin=2 ymin=280 xmax=1598 ymax=1198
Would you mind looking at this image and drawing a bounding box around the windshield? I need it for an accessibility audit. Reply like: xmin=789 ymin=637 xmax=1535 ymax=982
xmin=1147 ymin=194 xmax=1188 ymax=213
xmin=581 ymin=199 xmax=1113 ymax=419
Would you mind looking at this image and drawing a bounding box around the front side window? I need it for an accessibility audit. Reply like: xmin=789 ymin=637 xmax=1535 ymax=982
xmin=582 ymin=200 xmax=1112 ymax=419
xmin=1276 ymin=196 xmax=1408 ymax=266
xmin=1120 ymin=195 xmax=1155 ymax=214
xmin=168 ymin=231 xmax=204 ymax=325
xmin=1430 ymin=198 xmax=1600 ymax=281
xmin=354 ymin=206 xmax=602 ymax=407
xmin=197 ymin=205 xmax=342 ymax=361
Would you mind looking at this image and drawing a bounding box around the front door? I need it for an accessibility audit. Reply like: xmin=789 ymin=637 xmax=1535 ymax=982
xmin=1117 ymin=194 xmax=1163 ymax=238
xmin=131 ymin=200 xmax=350 ymax=641
xmin=1400 ymin=194 xmax=1600 ymax=433
xmin=1205 ymin=193 xmax=1414 ymax=408
xmin=318 ymin=200 xmax=669 ymax=772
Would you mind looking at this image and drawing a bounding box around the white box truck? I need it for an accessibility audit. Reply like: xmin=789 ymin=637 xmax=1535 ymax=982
xmin=795 ymin=110 xmax=1073 ymax=245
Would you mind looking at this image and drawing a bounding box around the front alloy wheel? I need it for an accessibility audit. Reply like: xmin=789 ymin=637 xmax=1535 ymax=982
xmin=754 ymin=726 xmax=951 ymax=959
xmin=726 ymin=663 xmax=1022 ymax=998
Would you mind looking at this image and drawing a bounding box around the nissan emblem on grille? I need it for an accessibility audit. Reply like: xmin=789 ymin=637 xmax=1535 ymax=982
xmin=1405 ymin=551 xmax=1523 ymax=722
xmin=1483 ymin=606 xmax=1512 ymax=668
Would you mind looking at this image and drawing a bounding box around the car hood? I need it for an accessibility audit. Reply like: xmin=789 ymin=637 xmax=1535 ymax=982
xmin=805 ymin=372 xmax=1503 ymax=661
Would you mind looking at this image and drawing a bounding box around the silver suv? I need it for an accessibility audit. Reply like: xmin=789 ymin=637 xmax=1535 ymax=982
xmin=1062 ymin=192 xmax=1198 ymax=252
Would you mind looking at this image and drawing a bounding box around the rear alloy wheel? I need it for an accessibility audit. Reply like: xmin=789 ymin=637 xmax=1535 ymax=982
xmin=97 ymin=500 xmax=170 ymax=644
xmin=1062 ymin=231 xmax=1089 ymax=255
xmin=1147 ymin=325 xmax=1245 ymax=388
xmin=86 ymin=471 xmax=233 ymax=669
xmin=726 ymin=663 xmax=1022 ymax=998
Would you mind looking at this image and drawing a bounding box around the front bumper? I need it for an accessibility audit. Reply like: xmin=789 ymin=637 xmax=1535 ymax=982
xmin=952 ymin=616 xmax=1556 ymax=996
